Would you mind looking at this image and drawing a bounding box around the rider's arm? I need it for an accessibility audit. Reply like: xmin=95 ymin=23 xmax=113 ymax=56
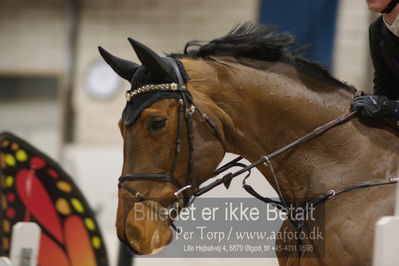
xmin=369 ymin=18 xmax=399 ymax=100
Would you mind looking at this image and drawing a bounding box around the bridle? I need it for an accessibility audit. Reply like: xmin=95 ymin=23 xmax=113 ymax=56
xmin=118 ymin=58 xmax=399 ymax=246
xmin=118 ymin=58 xmax=226 ymax=231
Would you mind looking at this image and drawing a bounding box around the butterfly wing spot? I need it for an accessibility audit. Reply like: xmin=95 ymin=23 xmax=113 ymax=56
xmin=47 ymin=168 xmax=59 ymax=179
xmin=11 ymin=143 xmax=19 ymax=151
xmin=56 ymin=198 xmax=72 ymax=215
xmin=70 ymin=198 xmax=85 ymax=213
xmin=3 ymin=219 xmax=10 ymax=233
xmin=30 ymin=156 xmax=46 ymax=169
xmin=56 ymin=181 xmax=73 ymax=193
xmin=5 ymin=176 xmax=14 ymax=187
xmin=5 ymin=154 xmax=15 ymax=167
xmin=1 ymin=139 xmax=10 ymax=148
xmin=92 ymin=236 xmax=102 ymax=249
xmin=6 ymin=208 xmax=15 ymax=219
xmin=15 ymin=149 xmax=27 ymax=162
xmin=84 ymin=218 xmax=96 ymax=231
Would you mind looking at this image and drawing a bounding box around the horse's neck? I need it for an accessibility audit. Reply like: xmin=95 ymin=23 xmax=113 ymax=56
xmin=186 ymin=58 xmax=398 ymax=200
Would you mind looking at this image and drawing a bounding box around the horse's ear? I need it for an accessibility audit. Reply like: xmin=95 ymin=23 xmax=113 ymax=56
xmin=98 ymin=46 xmax=139 ymax=81
xmin=128 ymin=38 xmax=175 ymax=81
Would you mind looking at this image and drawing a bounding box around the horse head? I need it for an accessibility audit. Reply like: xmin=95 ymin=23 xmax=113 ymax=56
xmin=99 ymin=40 xmax=226 ymax=254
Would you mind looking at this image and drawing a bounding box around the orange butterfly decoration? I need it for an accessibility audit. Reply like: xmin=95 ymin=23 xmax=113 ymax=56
xmin=0 ymin=132 xmax=109 ymax=266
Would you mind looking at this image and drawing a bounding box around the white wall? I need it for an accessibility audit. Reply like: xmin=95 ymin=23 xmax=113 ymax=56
xmin=0 ymin=1 xmax=67 ymax=159
xmin=333 ymin=0 xmax=373 ymax=92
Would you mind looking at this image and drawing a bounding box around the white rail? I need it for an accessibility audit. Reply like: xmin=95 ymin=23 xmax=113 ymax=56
xmin=373 ymin=179 xmax=399 ymax=266
xmin=0 ymin=222 xmax=41 ymax=266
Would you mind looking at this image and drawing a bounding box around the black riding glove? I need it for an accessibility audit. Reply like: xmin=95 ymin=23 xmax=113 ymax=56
xmin=351 ymin=95 xmax=398 ymax=118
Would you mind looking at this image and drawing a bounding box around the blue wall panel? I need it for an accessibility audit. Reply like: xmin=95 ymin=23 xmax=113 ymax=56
xmin=260 ymin=0 xmax=339 ymax=69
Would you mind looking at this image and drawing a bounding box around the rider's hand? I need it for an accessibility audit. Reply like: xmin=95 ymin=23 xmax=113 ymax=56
xmin=351 ymin=95 xmax=398 ymax=118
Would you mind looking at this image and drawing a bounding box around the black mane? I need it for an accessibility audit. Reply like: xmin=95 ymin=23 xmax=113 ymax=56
xmin=169 ymin=22 xmax=355 ymax=91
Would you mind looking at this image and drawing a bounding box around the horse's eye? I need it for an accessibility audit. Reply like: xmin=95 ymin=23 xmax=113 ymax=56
xmin=148 ymin=118 xmax=167 ymax=132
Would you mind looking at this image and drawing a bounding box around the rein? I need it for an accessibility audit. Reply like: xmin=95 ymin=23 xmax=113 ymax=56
xmin=199 ymin=108 xmax=397 ymax=257
xmin=200 ymin=108 xmax=398 ymax=219
xmin=196 ymin=111 xmax=359 ymax=197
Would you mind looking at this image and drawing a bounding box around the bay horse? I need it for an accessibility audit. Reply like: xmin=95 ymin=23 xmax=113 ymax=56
xmin=99 ymin=23 xmax=398 ymax=265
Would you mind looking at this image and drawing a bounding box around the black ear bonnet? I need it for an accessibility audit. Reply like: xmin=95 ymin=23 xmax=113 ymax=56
xmin=98 ymin=40 xmax=189 ymax=127
xmin=122 ymin=58 xmax=189 ymax=127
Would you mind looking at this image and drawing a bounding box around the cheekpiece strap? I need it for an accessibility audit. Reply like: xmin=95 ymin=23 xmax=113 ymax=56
xmin=166 ymin=57 xmax=185 ymax=85
xmin=381 ymin=0 xmax=399 ymax=13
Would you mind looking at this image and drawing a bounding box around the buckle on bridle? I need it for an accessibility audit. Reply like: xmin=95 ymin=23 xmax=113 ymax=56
xmin=174 ymin=184 xmax=192 ymax=197
xmin=327 ymin=190 xmax=336 ymax=199
xmin=135 ymin=191 xmax=143 ymax=201
xmin=186 ymin=105 xmax=196 ymax=116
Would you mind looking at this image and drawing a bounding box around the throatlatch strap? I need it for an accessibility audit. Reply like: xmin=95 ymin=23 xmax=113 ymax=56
xmin=242 ymin=184 xmax=285 ymax=210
